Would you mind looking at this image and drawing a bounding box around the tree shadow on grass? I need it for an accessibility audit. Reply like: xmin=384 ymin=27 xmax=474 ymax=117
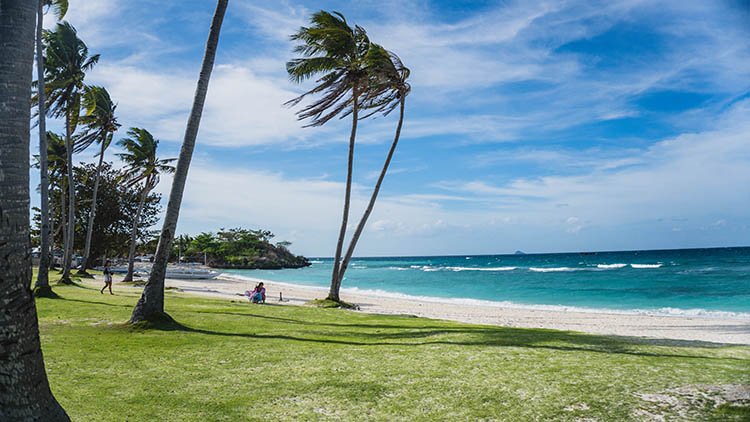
xmin=59 ymin=297 xmax=134 ymax=309
xmin=187 ymin=309 xmax=747 ymax=350
xmin=134 ymin=314 xmax=747 ymax=361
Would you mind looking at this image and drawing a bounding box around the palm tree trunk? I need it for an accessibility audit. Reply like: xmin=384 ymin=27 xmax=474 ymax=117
xmin=130 ymin=0 xmax=228 ymax=324
xmin=0 ymin=1 xmax=70 ymax=418
xmin=337 ymin=97 xmax=405 ymax=285
xmin=59 ymin=178 xmax=67 ymax=270
xmin=34 ymin=0 xmax=53 ymax=295
xmin=60 ymin=108 xmax=76 ymax=284
xmin=327 ymin=88 xmax=359 ymax=302
xmin=78 ymin=140 xmax=106 ymax=273
xmin=339 ymin=97 xmax=405 ymax=286
xmin=49 ymin=194 xmax=56 ymax=266
xmin=123 ymin=187 xmax=148 ymax=282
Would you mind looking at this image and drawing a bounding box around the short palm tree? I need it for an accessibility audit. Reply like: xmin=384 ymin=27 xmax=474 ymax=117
xmin=286 ymin=10 xmax=375 ymax=302
xmin=117 ymin=128 xmax=175 ymax=282
xmin=40 ymin=21 xmax=99 ymax=283
xmin=34 ymin=0 xmax=69 ymax=296
xmin=75 ymin=86 xmax=120 ymax=274
xmin=336 ymin=48 xmax=411 ymax=286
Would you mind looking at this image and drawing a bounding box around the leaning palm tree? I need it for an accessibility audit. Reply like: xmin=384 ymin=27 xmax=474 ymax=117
xmin=33 ymin=0 xmax=68 ymax=296
xmin=40 ymin=21 xmax=99 ymax=283
xmin=336 ymin=48 xmax=410 ymax=286
xmin=130 ymin=0 xmax=228 ymax=324
xmin=286 ymin=10 xmax=376 ymax=302
xmin=117 ymin=128 xmax=175 ymax=282
xmin=0 ymin=0 xmax=69 ymax=418
xmin=75 ymin=86 xmax=120 ymax=274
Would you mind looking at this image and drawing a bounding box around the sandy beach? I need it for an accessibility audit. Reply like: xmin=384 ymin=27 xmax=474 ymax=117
xmin=101 ymin=274 xmax=750 ymax=346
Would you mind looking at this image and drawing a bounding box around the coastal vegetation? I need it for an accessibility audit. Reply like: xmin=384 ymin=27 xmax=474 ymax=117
xmin=172 ymin=228 xmax=310 ymax=269
xmin=287 ymin=11 xmax=411 ymax=304
xmin=37 ymin=283 xmax=750 ymax=421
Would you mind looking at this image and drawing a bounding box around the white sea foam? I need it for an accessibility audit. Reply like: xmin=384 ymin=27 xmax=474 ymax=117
xmin=631 ymin=263 xmax=662 ymax=269
xmin=597 ymin=263 xmax=628 ymax=269
xmin=309 ymin=260 xmax=325 ymax=264
xmin=386 ymin=266 xmax=410 ymax=271
xmin=338 ymin=286 xmax=750 ymax=320
xmin=407 ymin=265 xmax=516 ymax=272
xmin=529 ymin=267 xmax=578 ymax=272
xmin=446 ymin=266 xmax=517 ymax=272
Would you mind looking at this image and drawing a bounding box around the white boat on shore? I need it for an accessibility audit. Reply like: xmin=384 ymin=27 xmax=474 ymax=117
xmin=103 ymin=264 xmax=220 ymax=280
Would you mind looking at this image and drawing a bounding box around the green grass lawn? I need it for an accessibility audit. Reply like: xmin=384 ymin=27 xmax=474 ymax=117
xmin=36 ymin=282 xmax=749 ymax=421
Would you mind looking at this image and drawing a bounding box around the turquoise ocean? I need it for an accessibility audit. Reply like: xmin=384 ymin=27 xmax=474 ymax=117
xmin=222 ymin=247 xmax=750 ymax=318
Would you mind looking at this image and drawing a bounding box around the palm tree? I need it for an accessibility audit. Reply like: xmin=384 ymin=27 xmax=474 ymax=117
xmin=130 ymin=0 xmax=228 ymax=324
xmin=40 ymin=21 xmax=99 ymax=283
xmin=33 ymin=0 xmax=68 ymax=296
xmin=33 ymin=132 xmax=68 ymax=267
xmin=336 ymin=48 xmax=410 ymax=286
xmin=286 ymin=11 xmax=375 ymax=302
xmin=117 ymin=128 xmax=175 ymax=282
xmin=76 ymin=86 xmax=120 ymax=274
xmin=0 ymin=0 xmax=69 ymax=418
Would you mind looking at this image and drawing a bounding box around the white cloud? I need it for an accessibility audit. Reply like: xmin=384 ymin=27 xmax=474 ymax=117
xmin=89 ymin=62 xmax=323 ymax=147
xmin=436 ymin=99 xmax=750 ymax=229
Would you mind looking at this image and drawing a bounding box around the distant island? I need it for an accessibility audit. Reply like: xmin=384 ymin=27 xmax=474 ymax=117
xmin=514 ymin=250 xmax=526 ymax=255
xmin=172 ymin=228 xmax=310 ymax=270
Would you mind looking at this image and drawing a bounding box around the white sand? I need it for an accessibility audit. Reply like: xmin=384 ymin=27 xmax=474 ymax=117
xmin=110 ymin=274 xmax=750 ymax=345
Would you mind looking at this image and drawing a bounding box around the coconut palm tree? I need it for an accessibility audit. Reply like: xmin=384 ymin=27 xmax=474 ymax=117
xmin=117 ymin=128 xmax=175 ymax=282
xmin=0 ymin=0 xmax=69 ymax=418
xmin=75 ymin=86 xmax=120 ymax=274
xmin=130 ymin=0 xmax=228 ymax=324
xmin=336 ymin=48 xmax=410 ymax=285
xmin=33 ymin=0 xmax=69 ymax=296
xmin=285 ymin=11 xmax=375 ymax=302
xmin=40 ymin=21 xmax=99 ymax=283
xmin=33 ymin=132 xmax=68 ymax=265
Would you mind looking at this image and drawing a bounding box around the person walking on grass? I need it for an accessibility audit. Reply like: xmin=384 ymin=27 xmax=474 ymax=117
xmin=101 ymin=260 xmax=114 ymax=295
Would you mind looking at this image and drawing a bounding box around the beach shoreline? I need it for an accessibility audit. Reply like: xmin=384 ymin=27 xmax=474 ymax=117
xmin=99 ymin=273 xmax=750 ymax=346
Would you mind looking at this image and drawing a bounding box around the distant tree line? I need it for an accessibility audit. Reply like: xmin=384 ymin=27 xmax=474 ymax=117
xmin=153 ymin=228 xmax=309 ymax=269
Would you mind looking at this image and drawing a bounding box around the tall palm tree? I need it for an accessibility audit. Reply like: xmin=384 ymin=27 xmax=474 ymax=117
xmin=0 ymin=0 xmax=69 ymax=418
xmin=117 ymin=128 xmax=175 ymax=283
xmin=286 ymin=11 xmax=375 ymax=302
xmin=34 ymin=0 xmax=68 ymax=295
xmin=337 ymin=48 xmax=410 ymax=285
xmin=33 ymin=132 xmax=68 ymax=267
xmin=130 ymin=0 xmax=228 ymax=324
xmin=41 ymin=21 xmax=99 ymax=283
xmin=76 ymin=86 xmax=119 ymax=274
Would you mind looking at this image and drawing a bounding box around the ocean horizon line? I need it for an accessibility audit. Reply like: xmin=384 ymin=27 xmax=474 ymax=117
xmin=306 ymin=244 xmax=750 ymax=260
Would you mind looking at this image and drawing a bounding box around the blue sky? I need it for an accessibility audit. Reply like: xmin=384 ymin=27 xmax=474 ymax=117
xmin=34 ymin=0 xmax=750 ymax=256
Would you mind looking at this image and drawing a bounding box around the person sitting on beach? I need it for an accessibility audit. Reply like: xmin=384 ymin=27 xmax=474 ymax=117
xmin=245 ymin=282 xmax=266 ymax=304
xmin=100 ymin=260 xmax=114 ymax=295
